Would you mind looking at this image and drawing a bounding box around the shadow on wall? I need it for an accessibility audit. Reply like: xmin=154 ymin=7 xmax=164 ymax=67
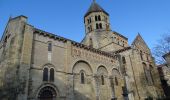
xmin=0 ymin=65 xmax=27 ymax=100
xmin=74 ymin=90 xmax=91 ymax=100
xmin=139 ymin=72 xmax=165 ymax=99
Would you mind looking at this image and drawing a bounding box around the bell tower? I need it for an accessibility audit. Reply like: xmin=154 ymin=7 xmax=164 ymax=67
xmin=82 ymin=0 xmax=111 ymax=48
xmin=84 ymin=0 xmax=111 ymax=34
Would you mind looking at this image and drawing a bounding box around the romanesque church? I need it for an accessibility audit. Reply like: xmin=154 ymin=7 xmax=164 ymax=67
xmin=0 ymin=1 xmax=164 ymax=100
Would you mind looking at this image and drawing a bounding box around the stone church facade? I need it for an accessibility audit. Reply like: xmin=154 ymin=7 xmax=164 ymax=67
xmin=0 ymin=1 xmax=164 ymax=100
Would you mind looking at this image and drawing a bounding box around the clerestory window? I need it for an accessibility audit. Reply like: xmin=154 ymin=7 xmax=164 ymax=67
xmin=48 ymin=42 xmax=52 ymax=52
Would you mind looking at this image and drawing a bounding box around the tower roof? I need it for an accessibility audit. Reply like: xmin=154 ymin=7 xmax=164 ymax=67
xmin=84 ymin=1 xmax=109 ymax=17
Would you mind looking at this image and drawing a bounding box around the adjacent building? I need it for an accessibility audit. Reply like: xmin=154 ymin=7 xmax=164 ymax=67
xmin=157 ymin=52 xmax=170 ymax=98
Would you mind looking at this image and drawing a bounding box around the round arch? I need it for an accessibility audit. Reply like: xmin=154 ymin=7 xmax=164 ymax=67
xmin=97 ymin=65 xmax=108 ymax=76
xmin=36 ymin=83 xmax=60 ymax=100
xmin=72 ymin=60 xmax=93 ymax=75
xmin=41 ymin=63 xmax=55 ymax=69
xmin=38 ymin=86 xmax=56 ymax=99
xmin=112 ymin=68 xmax=120 ymax=77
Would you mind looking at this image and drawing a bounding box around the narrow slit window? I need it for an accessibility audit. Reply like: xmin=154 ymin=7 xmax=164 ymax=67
xmin=48 ymin=42 xmax=52 ymax=52
xmin=4 ymin=36 xmax=8 ymax=44
xmin=115 ymin=77 xmax=118 ymax=86
xmin=101 ymin=75 xmax=104 ymax=85
xmin=98 ymin=15 xmax=101 ymax=21
xmin=81 ymin=72 xmax=85 ymax=84
xmin=122 ymin=57 xmax=126 ymax=64
xmin=88 ymin=27 xmax=90 ymax=32
xmin=96 ymin=23 xmax=99 ymax=29
xmin=50 ymin=68 xmax=54 ymax=82
xmin=99 ymin=23 xmax=102 ymax=29
xmin=140 ymin=51 xmax=143 ymax=60
xmin=95 ymin=16 xmax=98 ymax=21
xmin=43 ymin=68 xmax=48 ymax=81
xmin=90 ymin=38 xmax=93 ymax=47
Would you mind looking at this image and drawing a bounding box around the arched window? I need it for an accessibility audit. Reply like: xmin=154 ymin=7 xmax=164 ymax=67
xmin=99 ymin=23 xmax=102 ymax=29
xmin=88 ymin=27 xmax=90 ymax=32
xmin=95 ymin=16 xmax=98 ymax=21
xmin=122 ymin=56 xmax=126 ymax=64
xmin=43 ymin=68 xmax=48 ymax=81
xmin=50 ymin=68 xmax=54 ymax=82
xmin=89 ymin=17 xmax=91 ymax=23
xmin=87 ymin=19 xmax=89 ymax=24
xmin=81 ymin=72 xmax=85 ymax=84
xmin=115 ymin=77 xmax=118 ymax=86
xmin=48 ymin=42 xmax=52 ymax=51
xmin=98 ymin=15 xmax=101 ymax=21
xmin=96 ymin=23 xmax=99 ymax=29
xmin=101 ymin=75 xmax=104 ymax=85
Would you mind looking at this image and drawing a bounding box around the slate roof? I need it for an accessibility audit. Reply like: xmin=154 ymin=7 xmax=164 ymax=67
xmin=84 ymin=1 xmax=109 ymax=17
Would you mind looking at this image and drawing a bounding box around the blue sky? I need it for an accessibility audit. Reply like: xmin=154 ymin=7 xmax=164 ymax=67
xmin=0 ymin=0 xmax=170 ymax=50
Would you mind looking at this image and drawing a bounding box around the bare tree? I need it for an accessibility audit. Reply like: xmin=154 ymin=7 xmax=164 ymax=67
xmin=152 ymin=34 xmax=170 ymax=64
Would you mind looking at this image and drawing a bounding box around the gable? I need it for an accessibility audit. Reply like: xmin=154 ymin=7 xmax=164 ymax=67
xmin=132 ymin=34 xmax=150 ymax=53
xmin=0 ymin=18 xmax=11 ymax=44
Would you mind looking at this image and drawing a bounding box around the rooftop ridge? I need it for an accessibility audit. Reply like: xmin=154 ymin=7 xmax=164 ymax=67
xmin=34 ymin=28 xmax=117 ymax=59
xmin=113 ymin=46 xmax=131 ymax=54
xmin=113 ymin=31 xmax=128 ymax=40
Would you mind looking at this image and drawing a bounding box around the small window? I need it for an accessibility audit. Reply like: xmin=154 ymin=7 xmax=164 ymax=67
xmin=101 ymin=75 xmax=104 ymax=85
xmin=89 ymin=18 xmax=91 ymax=23
xmin=81 ymin=72 xmax=85 ymax=84
xmin=4 ymin=36 xmax=8 ymax=43
xmin=115 ymin=77 xmax=118 ymax=86
xmin=140 ymin=51 xmax=143 ymax=60
xmin=95 ymin=16 xmax=98 ymax=21
xmin=50 ymin=68 xmax=54 ymax=82
xmin=122 ymin=57 xmax=126 ymax=64
xmin=43 ymin=68 xmax=48 ymax=81
xmin=88 ymin=27 xmax=90 ymax=32
xmin=90 ymin=25 xmax=92 ymax=31
xmin=99 ymin=23 xmax=102 ymax=29
xmin=98 ymin=15 xmax=101 ymax=21
xmin=48 ymin=42 xmax=52 ymax=52
xmin=89 ymin=38 xmax=93 ymax=47
xmin=96 ymin=23 xmax=99 ymax=29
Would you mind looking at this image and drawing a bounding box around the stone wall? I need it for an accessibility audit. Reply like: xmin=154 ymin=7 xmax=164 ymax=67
xmin=27 ymin=30 xmax=125 ymax=100
xmin=0 ymin=16 xmax=29 ymax=100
